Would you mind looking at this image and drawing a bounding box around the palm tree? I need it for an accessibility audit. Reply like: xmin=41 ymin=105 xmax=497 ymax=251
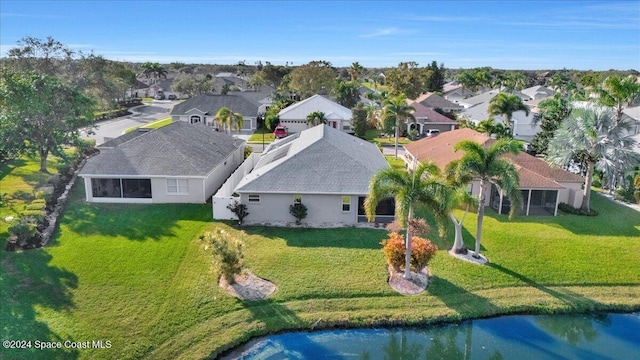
xmin=215 ymin=107 xmax=232 ymax=134
xmin=348 ymin=62 xmax=364 ymax=82
xmin=305 ymin=111 xmax=326 ymax=127
xmin=451 ymin=139 xmax=522 ymax=259
xmin=231 ymin=112 xmax=244 ymax=133
xmin=444 ymin=164 xmax=477 ymax=253
xmin=547 ymin=106 xmax=639 ymax=212
xmin=382 ymin=94 xmax=415 ymax=159
xmin=598 ymin=75 xmax=640 ymax=123
xmin=365 ymin=162 xmax=452 ymax=278
xmin=488 ymin=93 xmax=530 ymax=136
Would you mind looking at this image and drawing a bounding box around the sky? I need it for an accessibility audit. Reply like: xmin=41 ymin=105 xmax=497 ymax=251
xmin=1 ymin=0 xmax=639 ymax=70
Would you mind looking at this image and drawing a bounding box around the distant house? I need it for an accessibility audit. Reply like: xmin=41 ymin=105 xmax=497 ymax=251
xmin=521 ymin=85 xmax=555 ymax=100
xmin=403 ymin=128 xmax=584 ymax=216
xmin=413 ymin=92 xmax=463 ymax=113
xmin=278 ymin=94 xmax=353 ymax=134
xmin=170 ymin=94 xmax=259 ymax=130
xmin=229 ymin=125 xmax=394 ymax=226
xmin=79 ymin=122 xmax=245 ymax=204
xmin=407 ymin=101 xmax=458 ymax=135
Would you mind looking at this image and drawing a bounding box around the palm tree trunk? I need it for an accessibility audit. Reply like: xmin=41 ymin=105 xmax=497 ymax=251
xmin=475 ymin=179 xmax=485 ymax=258
xmin=394 ymin=119 xmax=399 ymax=159
xmin=581 ymin=161 xmax=595 ymax=213
xmin=450 ymin=213 xmax=464 ymax=252
xmin=404 ymin=205 xmax=414 ymax=279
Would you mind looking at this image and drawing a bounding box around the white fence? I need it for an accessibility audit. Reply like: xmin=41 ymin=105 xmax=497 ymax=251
xmin=212 ymin=153 xmax=261 ymax=220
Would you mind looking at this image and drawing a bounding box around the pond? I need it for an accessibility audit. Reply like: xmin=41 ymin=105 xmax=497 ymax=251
xmin=222 ymin=312 xmax=640 ymax=359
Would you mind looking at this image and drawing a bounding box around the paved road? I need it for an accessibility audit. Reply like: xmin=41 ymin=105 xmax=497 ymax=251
xmin=83 ymin=100 xmax=176 ymax=145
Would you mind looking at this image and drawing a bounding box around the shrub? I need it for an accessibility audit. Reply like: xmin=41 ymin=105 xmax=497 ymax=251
xmin=381 ymin=233 xmax=438 ymax=272
xmin=289 ymin=203 xmax=308 ymax=225
xmin=11 ymin=190 xmax=35 ymax=202
xmin=385 ymin=218 xmax=431 ymax=237
xmin=411 ymin=237 xmax=438 ymax=272
xmin=8 ymin=217 xmax=38 ymax=246
xmin=226 ymin=200 xmax=249 ymax=224
xmin=558 ymin=202 xmax=598 ymax=216
xmin=201 ymin=229 xmax=244 ymax=284
xmin=381 ymin=232 xmax=405 ymax=271
xmin=244 ymin=145 xmax=253 ymax=159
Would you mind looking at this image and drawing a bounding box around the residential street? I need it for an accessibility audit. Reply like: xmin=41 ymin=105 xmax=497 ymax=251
xmin=83 ymin=100 xmax=176 ymax=145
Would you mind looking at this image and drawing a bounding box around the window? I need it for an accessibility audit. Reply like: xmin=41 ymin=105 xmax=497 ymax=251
xmin=293 ymin=194 xmax=302 ymax=205
xmin=248 ymin=194 xmax=260 ymax=203
xmin=167 ymin=179 xmax=188 ymax=194
xmin=342 ymin=196 xmax=351 ymax=212
xmin=466 ymin=183 xmax=473 ymax=195
xmin=189 ymin=115 xmax=202 ymax=124
xmin=342 ymin=124 xmax=351 ymax=131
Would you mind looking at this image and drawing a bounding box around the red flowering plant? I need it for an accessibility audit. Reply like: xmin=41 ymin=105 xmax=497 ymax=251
xmin=380 ymin=232 xmax=405 ymax=271
xmin=411 ymin=237 xmax=438 ymax=272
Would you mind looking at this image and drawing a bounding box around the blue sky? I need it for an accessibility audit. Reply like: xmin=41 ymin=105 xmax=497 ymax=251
xmin=1 ymin=1 xmax=638 ymax=70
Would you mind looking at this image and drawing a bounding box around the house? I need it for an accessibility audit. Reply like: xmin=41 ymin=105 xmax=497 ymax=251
xmin=170 ymin=94 xmax=260 ymax=130
xmin=79 ymin=122 xmax=246 ymax=204
xmin=459 ymin=100 xmax=540 ymax=141
xmin=277 ymin=94 xmax=353 ymax=134
xmin=403 ymin=128 xmax=584 ymax=216
xmin=413 ymin=92 xmax=463 ymax=113
xmin=229 ymin=124 xmax=394 ymax=226
xmin=457 ymin=89 xmax=530 ymax=109
xmin=521 ymin=85 xmax=555 ymax=100
xmin=407 ymin=101 xmax=458 ymax=135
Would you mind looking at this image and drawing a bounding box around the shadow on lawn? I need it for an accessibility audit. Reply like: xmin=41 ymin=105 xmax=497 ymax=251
xmin=0 ymin=158 xmax=27 ymax=182
xmin=0 ymin=249 xmax=80 ymax=359
xmin=240 ymin=226 xmax=387 ymax=250
xmin=59 ymin=200 xmax=211 ymax=241
xmin=488 ymin=263 xmax=603 ymax=310
xmin=429 ymin=276 xmax=500 ymax=317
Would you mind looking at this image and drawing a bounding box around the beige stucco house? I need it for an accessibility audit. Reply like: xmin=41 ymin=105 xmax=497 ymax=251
xmin=277 ymin=94 xmax=353 ymax=134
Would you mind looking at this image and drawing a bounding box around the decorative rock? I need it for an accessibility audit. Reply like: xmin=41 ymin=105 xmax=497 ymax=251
xmin=4 ymin=216 xmax=14 ymax=222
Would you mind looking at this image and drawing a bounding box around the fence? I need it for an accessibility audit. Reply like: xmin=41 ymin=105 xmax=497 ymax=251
xmin=212 ymin=153 xmax=261 ymax=220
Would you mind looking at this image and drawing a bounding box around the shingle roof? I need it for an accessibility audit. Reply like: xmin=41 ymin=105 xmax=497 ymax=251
xmin=170 ymin=94 xmax=259 ymax=118
xmin=278 ymin=94 xmax=352 ymax=120
xmin=408 ymin=101 xmax=458 ymax=124
xmin=404 ymin=128 xmax=583 ymax=189
xmin=235 ymin=125 xmax=389 ymax=194
xmin=413 ymin=92 xmax=463 ymax=110
xmin=80 ymin=122 xmax=243 ymax=177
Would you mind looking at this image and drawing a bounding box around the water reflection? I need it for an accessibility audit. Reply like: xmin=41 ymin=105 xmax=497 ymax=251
xmin=223 ymin=313 xmax=640 ymax=360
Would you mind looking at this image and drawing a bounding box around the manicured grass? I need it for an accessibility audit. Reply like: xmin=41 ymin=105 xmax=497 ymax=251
xmin=385 ymin=155 xmax=406 ymax=171
xmin=248 ymin=128 xmax=275 ymax=144
xmin=124 ymin=117 xmax=172 ymax=134
xmin=365 ymin=128 xmax=411 ymax=146
xmin=1 ymin=157 xmax=639 ymax=359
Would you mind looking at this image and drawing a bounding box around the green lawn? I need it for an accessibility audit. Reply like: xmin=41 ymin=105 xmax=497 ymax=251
xmin=248 ymin=128 xmax=275 ymax=144
xmin=365 ymin=128 xmax=412 ymax=146
xmin=1 ymin=157 xmax=639 ymax=359
xmin=385 ymin=155 xmax=406 ymax=171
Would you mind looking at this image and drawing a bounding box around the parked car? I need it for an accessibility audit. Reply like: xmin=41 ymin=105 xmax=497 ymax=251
xmin=273 ymin=125 xmax=288 ymax=139
xmin=155 ymin=93 xmax=165 ymax=100
xmin=167 ymin=94 xmax=177 ymax=100
xmin=426 ymin=129 xmax=440 ymax=137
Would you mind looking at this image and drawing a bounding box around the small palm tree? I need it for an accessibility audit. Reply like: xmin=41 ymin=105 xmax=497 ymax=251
xmin=382 ymin=94 xmax=415 ymax=159
xmin=305 ymin=111 xmax=326 ymax=127
xmin=231 ymin=112 xmax=244 ymax=133
xmin=365 ymin=162 xmax=452 ymax=278
xmin=349 ymin=62 xmax=364 ymax=82
xmin=451 ymin=139 xmax=522 ymax=259
xmin=488 ymin=93 xmax=530 ymax=136
xmin=215 ymin=107 xmax=232 ymax=134
xmin=598 ymin=75 xmax=640 ymax=123
xmin=444 ymin=164 xmax=477 ymax=253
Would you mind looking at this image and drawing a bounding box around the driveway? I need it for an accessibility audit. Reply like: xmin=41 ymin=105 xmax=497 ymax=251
xmin=83 ymin=100 xmax=177 ymax=145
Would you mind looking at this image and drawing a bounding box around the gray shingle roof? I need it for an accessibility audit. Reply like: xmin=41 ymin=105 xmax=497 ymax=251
xmin=170 ymin=94 xmax=259 ymax=118
xmin=80 ymin=122 xmax=243 ymax=177
xmin=235 ymin=125 xmax=389 ymax=194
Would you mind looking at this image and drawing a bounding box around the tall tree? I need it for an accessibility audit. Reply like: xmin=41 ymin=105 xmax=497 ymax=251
xmin=140 ymin=62 xmax=167 ymax=84
xmin=443 ymin=165 xmax=477 ymax=253
xmin=365 ymin=162 xmax=451 ymax=278
xmin=597 ymin=75 xmax=640 ymax=123
xmin=528 ymin=94 xmax=572 ymax=155
xmin=305 ymin=111 xmax=326 ymax=127
xmin=351 ymin=102 xmax=369 ymax=137
xmin=333 ymin=79 xmax=359 ymax=108
xmin=6 ymin=36 xmax=74 ymax=77
xmin=487 ymin=92 xmax=530 ymax=135
xmin=451 ymin=139 xmax=522 ymax=259
xmin=547 ymin=106 xmax=639 ymax=212
xmin=0 ymin=70 xmax=95 ymax=172
xmin=287 ymin=61 xmax=336 ymax=98
xmin=348 ymin=62 xmax=364 ymax=82
xmin=382 ymin=94 xmax=415 ymax=159
xmin=425 ymin=61 xmax=445 ymax=93
xmin=385 ymin=62 xmax=427 ymax=99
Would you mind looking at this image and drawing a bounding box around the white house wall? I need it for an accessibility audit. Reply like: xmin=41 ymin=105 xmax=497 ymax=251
xmin=240 ymin=193 xmax=359 ymax=226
